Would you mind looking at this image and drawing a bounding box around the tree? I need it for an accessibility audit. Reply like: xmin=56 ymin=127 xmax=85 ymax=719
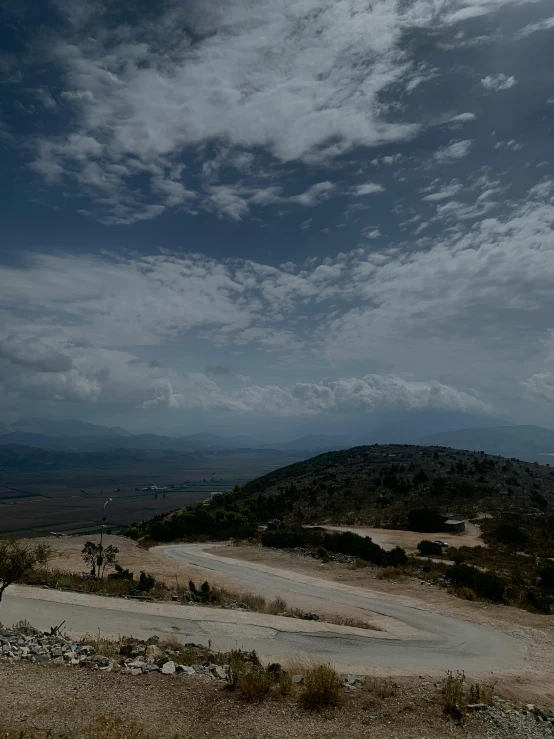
xmin=0 ymin=541 xmax=51 ymax=604
xmin=81 ymin=541 xmax=119 ymax=578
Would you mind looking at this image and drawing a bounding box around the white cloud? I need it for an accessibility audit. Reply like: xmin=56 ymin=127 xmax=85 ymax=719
xmin=449 ymin=112 xmax=476 ymax=123
xmin=361 ymin=227 xmax=381 ymax=239
xmin=28 ymin=0 xmax=445 ymax=222
xmin=353 ymin=182 xmax=385 ymax=197
xmin=0 ymin=335 xmax=73 ymax=373
xmin=523 ymin=372 xmax=554 ymax=403
xmin=516 ymin=15 xmax=554 ymax=39
xmin=422 ymin=182 xmax=464 ymax=201
xmin=140 ymin=373 xmax=492 ymax=417
xmin=481 ymin=74 xmax=518 ymax=91
xmin=434 ymin=140 xmax=473 ymax=163
xmin=3 ymin=180 xmax=554 ymax=417
xmin=61 ymin=90 xmax=94 ymax=101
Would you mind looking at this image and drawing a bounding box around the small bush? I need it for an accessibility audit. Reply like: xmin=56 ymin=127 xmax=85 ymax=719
xmin=137 ymin=571 xmax=156 ymax=592
xmin=417 ymin=540 xmax=443 ymax=557
xmin=441 ymin=670 xmax=467 ymax=723
xmin=228 ymin=649 xmax=250 ymax=688
xmin=299 ymin=664 xmax=343 ymax=711
xmin=276 ymin=671 xmax=292 ymax=696
xmin=236 ymin=671 xmax=271 ymax=702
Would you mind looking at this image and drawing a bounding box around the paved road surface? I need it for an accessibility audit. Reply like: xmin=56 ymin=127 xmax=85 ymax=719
xmin=1 ymin=544 xmax=523 ymax=676
xmin=161 ymin=544 xmax=521 ymax=674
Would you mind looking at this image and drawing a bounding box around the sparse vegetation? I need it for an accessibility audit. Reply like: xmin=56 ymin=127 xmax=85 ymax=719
xmin=299 ymin=664 xmax=343 ymax=711
xmin=440 ymin=671 xmax=496 ymax=723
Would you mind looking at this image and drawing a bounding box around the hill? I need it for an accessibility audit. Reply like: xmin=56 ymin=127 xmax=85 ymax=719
xmin=215 ymin=444 xmax=554 ymax=529
xmin=417 ymin=425 xmax=554 ymax=462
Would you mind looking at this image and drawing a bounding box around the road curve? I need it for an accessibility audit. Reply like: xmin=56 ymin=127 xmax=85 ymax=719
xmin=1 ymin=543 xmax=524 ymax=676
xmin=161 ymin=543 xmax=524 ymax=675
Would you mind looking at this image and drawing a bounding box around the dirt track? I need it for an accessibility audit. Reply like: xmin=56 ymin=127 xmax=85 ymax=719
xmin=312 ymin=522 xmax=484 ymax=552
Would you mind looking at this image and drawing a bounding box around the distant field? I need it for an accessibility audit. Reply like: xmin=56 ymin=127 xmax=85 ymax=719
xmin=0 ymin=452 xmax=303 ymax=537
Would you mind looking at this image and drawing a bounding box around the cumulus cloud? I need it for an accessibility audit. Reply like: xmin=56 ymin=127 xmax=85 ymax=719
xmin=0 ymin=335 xmax=73 ymax=373
xmin=2 ymin=179 xmax=554 ymax=418
xmin=140 ymin=373 xmax=492 ymax=417
xmin=481 ymin=74 xmax=518 ymax=91
xmin=522 ymin=373 xmax=554 ymax=402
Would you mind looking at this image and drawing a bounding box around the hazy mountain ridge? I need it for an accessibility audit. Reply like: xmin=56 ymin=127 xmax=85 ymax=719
xmin=0 ymin=414 xmax=550 ymax=462
xmin=416 ymin=425 xmax=554 ymax=462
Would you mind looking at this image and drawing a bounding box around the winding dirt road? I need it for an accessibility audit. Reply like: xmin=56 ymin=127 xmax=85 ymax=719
xmin=1 ymin=542 xmax=525 ymax=676
xmin=160 ymin=543 xmax=523 ymax=675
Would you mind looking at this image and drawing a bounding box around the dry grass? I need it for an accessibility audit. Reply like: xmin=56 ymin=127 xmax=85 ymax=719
xmin=0 ymin=717 xmax=149 ymax=739
xmin=364 ymin=677 xmax=397 ymax=699
xmin=299 ymin=664 xmax=343 ymax=711
xmin=439 ymin=671 xmax=496 ymax=723
xmin=441 ymin=670 xmax=467 ymax=723
xmin=236 ymin=671 xmax=272 ymax=702
xmin=376 ymin=566 xmax=407 ymax=581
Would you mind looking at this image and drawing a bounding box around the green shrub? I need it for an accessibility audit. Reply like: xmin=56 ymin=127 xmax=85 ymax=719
xmin=446 ymin=563 xmax=506 ymax=603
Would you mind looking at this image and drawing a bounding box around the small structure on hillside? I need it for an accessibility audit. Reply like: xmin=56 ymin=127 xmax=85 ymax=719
xmin=267 ymin=519 xmax=284 ymax=530
xmin=445 ymin=517 xmax=466 ymax=533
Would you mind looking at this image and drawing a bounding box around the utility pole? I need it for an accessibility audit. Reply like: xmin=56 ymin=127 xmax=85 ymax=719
xmin=97 ymin=498 xmax=112 ymax=578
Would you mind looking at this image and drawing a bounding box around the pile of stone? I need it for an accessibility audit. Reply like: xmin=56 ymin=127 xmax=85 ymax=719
xmin=118 ymin=643 xmax=229 ymax=678
xmin=0 ymin=626 xmax=232 ymax=680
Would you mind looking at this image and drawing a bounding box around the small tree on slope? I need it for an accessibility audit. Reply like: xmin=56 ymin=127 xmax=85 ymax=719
xmin=0 ymin=540 xmax=51 ymax=604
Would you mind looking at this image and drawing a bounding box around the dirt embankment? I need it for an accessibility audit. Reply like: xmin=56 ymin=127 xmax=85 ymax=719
xmin=0 ymin=661 xmax=549 ymax=739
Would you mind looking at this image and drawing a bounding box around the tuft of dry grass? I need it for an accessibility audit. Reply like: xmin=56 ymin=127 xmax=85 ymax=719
xmin=236 ymin=671 xmax=272 ymax=702
xmin=299 ymin=664 xmax=343 ymax=711
xmin=376 ymin=566 xmax=406 ymax=581
xmin=364 ymin=677 xmax=397 ymax=699
xmin=468 ymin=680 xmax=496 ymax=706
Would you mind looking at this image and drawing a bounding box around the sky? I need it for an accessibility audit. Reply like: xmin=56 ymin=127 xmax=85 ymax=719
xmin=1 ymin=0 xmax=554 ymax=436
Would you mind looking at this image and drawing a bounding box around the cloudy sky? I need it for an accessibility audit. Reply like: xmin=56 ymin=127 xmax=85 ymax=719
xmin=1 ymin=0 xmax=554 ymax=435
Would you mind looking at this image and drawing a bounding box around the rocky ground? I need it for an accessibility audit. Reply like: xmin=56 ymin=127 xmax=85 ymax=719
xmin=1 ymin=624 xmax=554 ymax=738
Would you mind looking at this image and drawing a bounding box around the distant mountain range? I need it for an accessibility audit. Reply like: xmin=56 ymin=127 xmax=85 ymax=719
xmin=1 ymin=415 xmax=553 ymax=463
xmin=416 ymin=424 xmax=554 ymax=462
xmin=7 ymin=417 xmax=133 ymax=438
